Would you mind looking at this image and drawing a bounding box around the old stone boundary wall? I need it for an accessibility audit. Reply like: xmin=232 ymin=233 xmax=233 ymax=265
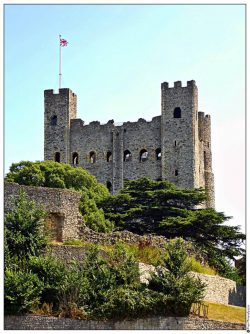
xmin=190 ymin=271 xmax=245 ymax=307
xmin=4 ymin=182 xmax=170 ymax=248
xmin=4 ymin=182 xmax=81 ymax=241
xmin=49 ymin=245 xmax=246 ymax=307
xmin=4 ymin=315 xmax=245 ymax=330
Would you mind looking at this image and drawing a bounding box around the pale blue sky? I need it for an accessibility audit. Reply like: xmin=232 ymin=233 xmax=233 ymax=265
xmin=4 ymin=4 xmax=245 ymax=231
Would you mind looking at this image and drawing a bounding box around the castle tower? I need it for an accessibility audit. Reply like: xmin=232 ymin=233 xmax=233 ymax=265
xmin=161 ymin=80 xmax=200 ymax=190
xmin=44 ymin=88 xmax=77 ymax=164
xmin=198 ymin=112 xmax=215 ymax=208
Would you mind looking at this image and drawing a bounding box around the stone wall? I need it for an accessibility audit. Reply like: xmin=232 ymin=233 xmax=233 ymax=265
xmin=44 ymin=81 xmax=215 ymax=208
xmin=4 ymin=315 xmax=245 ymax=330
xmin=190 ymin=272 xmax=246 ymax=307
xmin=4 ymin=182 xmax=81 ymax=242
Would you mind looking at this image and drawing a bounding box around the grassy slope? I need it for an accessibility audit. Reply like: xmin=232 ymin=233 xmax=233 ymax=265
xmin=204 ymin=302 xmax=245 ymax=323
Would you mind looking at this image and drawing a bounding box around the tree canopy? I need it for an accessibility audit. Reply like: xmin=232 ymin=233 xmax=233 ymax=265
xmin=100 ymin=178 xmax=245 ymax=279
xmin=6 ymin=160 xmax=113 ymax=232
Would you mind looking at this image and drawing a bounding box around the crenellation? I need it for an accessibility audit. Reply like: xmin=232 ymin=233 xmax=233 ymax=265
xmin=187 ymin=80 xmax=196 ymax=88
xmin=161 ymin=82 xmax=169 ymax=90
xmin=44 ymin=80 xmax=215 ymax=207
xmin=174 ymin=81 xmax=182 ymax=88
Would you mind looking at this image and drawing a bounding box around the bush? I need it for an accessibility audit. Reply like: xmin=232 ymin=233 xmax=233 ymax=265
xmin=148 ymin=238 xmax=206 ymax=316
xmin=5 ymin=268 xmax=44 ymax=315
xmin=57 ymin=260 xmax=89 ymax=316
xmin=28 ymin=255 xmax=67 ymax=307
xmin=5 ymin=191 xmax=47 ymax=259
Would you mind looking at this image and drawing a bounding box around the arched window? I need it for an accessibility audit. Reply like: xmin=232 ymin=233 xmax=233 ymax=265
xmin=124 ymin=150 xmax=132 ymax=162
xmin=55 ymin=152 xmax=60 ymax=163
xmin=140 ymin=149 xmax=148 ymax=162
xmin=72 ymin=152 xmax=79 ymax=165
xmin=107 ymin=151 xmax=112 ymax=162
xmin=155 ymin=148 xmax=161 ymax=160
xmin=107 ymin=181 xmax=112 ymax=193
xmin=173 ymin=107 xmax=181 ymax=118
xmin=175 ymin=169 xmax=179 ymax=176
xmin=90 ymin=151 xmax=96 ymax=163
xmin=51 ymin=115 xmax=57 ymax=126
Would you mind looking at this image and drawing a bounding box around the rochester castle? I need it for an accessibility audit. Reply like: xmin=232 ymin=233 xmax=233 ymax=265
xmin=44 ymin=80 xmax=215 ymax=208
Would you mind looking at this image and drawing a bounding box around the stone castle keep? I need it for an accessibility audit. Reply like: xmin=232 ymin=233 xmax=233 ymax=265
xmin=44 ymin=80 xmax=215 ymax=207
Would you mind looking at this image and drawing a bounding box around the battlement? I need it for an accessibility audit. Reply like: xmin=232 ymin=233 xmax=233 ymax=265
xmin=161 ymin=80 xmax=197 ymax=90
xmin=198 ymin=112 xmax=211 ymax=120
xmin=44 ymin=88 xmax=76 ymax=97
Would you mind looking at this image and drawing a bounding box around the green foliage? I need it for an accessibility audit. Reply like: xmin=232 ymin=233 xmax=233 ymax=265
xmin=117 ymin=241 xmax=167 ymax=267
xmin=28 ymin=255 xmax=67 ymax=307
xmin=92 ymin=287 xmax=171 ymax=319
xmin=100 ymin=178 xmax=245 ymax=279
xmin=4 ymin=268 xmax=44 ymax=315
xmin=148 ymin=238 xmax=206 ymax=316
xmin=235 ymin=255 xmax=246 ymax=285
xmin=5 ymin=238 xmax=208 ymax=319
xmin=6 ymin=160 xmax=113 ymax=232
xmin=189 ymin=257 xmax=217 ymax=276
xmin=57 ymin=260 xmax=89 ymax=315
xmin=203 ymin=248 xmax=243 ymax=283
xmin=76 ymin=245 xmax=172 ymax=319
xmin=5 ymin=191 xmax=47 ymax=259
xmin=81 ymin=245 xmax=140 ymax=311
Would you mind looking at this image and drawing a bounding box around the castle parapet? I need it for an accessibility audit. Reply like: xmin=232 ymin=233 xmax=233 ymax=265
xmin=44 ymin=88 xmax=76 ymax=97
xmin=161 ymin=80 xmax=197 ymax=90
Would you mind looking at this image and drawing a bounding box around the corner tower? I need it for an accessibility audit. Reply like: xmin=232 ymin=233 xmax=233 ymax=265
xmin=198 ymin=112 xmax=215 ymax=208
xmin=161 ymin=80 xmax=200 ymax=190
xmin=44 ymin=88 xmax=77 ymax=164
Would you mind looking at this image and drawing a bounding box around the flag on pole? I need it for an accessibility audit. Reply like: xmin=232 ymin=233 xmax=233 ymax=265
xmin=60 ymin=38 xmax=68 ymax=47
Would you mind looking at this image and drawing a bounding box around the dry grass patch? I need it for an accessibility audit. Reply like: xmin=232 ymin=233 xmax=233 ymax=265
xmin=204 ymin=302 xmax=245 ymax=324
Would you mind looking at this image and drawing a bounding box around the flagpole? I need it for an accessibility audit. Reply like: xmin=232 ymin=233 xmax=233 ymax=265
xmin=59 ymin=34 xmax=62 ymax=89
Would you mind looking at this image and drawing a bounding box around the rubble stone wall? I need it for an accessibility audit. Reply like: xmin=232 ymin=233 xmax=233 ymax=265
xmin=4 ymin=315 xmax=245 ymax=330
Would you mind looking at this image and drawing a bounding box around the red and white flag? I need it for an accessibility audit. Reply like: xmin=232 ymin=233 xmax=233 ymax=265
xmin=60 ymin=38 xmax=68 ymax=47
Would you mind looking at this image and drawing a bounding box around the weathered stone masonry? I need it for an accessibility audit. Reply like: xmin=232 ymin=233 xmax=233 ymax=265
xmin=44 ymin=80 xmax=215 ymax=207
xmin=4 ymin=315 xmax=245 ymax=330
xmin=4 ymin=182 xmax=81 ymax=242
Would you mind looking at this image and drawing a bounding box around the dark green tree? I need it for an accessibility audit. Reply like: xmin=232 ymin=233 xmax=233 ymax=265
xmin=5 ymin=191 xmax=47 ymax=259
xmin=6 ymin=160 xmax=113 ymax=232
xmin=100 ymin=178 xmax=245 ymax=278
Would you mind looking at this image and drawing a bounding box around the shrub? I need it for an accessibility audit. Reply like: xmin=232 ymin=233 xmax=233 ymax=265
xmin=5 ymin=268 xmax=44 ymax=315
xmin=5 ymin=191 xmax=47 ymax=259
xmin=148 ymin=238 xmax=206 ymax=316
xmin=57 ymin=261 xmax=89 ymax=316
xmin=28 ymin=255 xmax=67 ymax=307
